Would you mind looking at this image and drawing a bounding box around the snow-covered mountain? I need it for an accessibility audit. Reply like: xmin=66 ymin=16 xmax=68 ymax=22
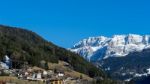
xmin=70 ymin=34 xmax=150 ymax=62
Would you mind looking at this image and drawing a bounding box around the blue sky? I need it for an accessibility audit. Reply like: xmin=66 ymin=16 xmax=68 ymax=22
xmin=0 ymin=0 xmax=150 ymax=48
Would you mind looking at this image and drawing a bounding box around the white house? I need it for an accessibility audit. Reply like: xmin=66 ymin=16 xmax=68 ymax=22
xmin=37 ymin=73 xmax=42 ymax=79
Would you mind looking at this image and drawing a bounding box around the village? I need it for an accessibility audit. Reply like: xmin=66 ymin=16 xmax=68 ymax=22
xmin=0 ymin=55 xmax=92 ymax=84
xmin=0 ymin=55 xmax=93 ymax=84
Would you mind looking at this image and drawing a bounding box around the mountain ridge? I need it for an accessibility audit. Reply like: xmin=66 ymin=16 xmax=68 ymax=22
xmin=70 ymin=34 xmax=150 ymax=61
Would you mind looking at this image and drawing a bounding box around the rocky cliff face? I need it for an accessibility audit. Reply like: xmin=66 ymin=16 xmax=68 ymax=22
xmin=70 ymin=34 xmax=150 ymax=61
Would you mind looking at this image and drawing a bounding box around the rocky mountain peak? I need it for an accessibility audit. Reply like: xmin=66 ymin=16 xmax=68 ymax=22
xmin=70 ymin=34 xmax=150 ymax=61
